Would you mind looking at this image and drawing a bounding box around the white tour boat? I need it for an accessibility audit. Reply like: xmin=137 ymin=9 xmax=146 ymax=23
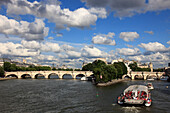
xmin=80 ymin=76 xmax=88 ymax=81
xmin=117 ymin=85 xmax=152 ymax=107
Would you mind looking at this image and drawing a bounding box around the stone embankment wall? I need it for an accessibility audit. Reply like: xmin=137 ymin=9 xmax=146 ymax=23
xmin=97 ymin=79 xmax=125 ymax=87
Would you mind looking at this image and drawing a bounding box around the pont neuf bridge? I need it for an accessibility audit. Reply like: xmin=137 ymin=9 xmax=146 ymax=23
xmin=5 ymin=71 xmax=164 ymax=80
xmin=5 ymin=71 xmax=93 ymax=79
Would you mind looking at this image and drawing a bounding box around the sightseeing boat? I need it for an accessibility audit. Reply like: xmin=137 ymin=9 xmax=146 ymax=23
xmin=117 ymin=85 xmax=152 ymax=107
xmin=81 ymin=76 xmax=88 ymax=81
xmin=147 ymin=78 xmax=155 ymax=81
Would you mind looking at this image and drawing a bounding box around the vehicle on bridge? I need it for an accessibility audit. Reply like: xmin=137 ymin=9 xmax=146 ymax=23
xmin=117 ymin=85 xmax=151 ymax=107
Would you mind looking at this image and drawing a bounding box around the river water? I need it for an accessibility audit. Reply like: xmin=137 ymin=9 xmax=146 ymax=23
xmin=0 ymin=78 xmax=169 ymax=113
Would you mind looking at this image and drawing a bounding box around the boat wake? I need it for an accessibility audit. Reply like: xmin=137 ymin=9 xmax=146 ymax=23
xmin=121 ymin=106 xmax=141 ymax=113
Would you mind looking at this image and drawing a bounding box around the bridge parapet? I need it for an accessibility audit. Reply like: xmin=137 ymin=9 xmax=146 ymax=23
xmin=123 ymin=71 xmax=164 ymax=80
xmin=5 ymin=71 xmax=93 ymax=79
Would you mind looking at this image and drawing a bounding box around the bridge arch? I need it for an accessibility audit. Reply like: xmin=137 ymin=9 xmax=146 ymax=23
xmin=146 ymin=74 xmax=157 ymax=79
xmin=21 ymin=74 xmax=32 ymax=79
xmin=75 ymin=74 xmax=85 ymax=79
xmin=6 ymin=74 xmax=18 ymax=78
xmin=124 ymin=75 xmax=131 ymax=79
xmin=62 ymin=74 xmax=73 ymax=79
xmin=35 ymin=73 xmax=45 ymax=79
xmin=134 ymin=74 xmax=144 ymax=80
xmin=48 ymin=73 xmax=60 ymax=79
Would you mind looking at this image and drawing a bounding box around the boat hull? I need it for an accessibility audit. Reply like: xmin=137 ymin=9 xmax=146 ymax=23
xmin=124 ymin=99 xmax=144 ymax=105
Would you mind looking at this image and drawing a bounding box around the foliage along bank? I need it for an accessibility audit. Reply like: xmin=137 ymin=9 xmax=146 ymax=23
xmin=128 ymin=62 xmax=151 ymax=72
xmin=0 ymin=62 xmax=81 ymax=77
xmin=82 ymin=60 xmax=127 ymax=83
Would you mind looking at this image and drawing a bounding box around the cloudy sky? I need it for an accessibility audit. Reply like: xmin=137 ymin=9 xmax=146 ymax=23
xmin=0 ymin=0 xmax=169 ymax=68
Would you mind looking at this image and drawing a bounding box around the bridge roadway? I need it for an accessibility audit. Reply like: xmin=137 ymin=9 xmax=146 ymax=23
xmin=122 ymin=71 xmax=164 ymax=80
xmin=5 ymin=71 xmax=93 ymax=79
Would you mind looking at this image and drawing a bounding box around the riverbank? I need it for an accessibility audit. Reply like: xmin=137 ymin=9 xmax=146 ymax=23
xmin=96 ymin=79 xmax=125 ymax=87
xmin=0 ymin=77 xmax=16 ymax=81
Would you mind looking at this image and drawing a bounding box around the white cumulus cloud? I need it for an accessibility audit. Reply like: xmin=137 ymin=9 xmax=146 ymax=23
xmin=128 ymin=52 xmax=170 ymax=68
xmin=116 ymin=48 xmax=141 ymax=56
xmin=92 ymin=32 xmax=116 ymax=45
xmin=81 ymin=46 xmax=103 ymax=58
xmin=88 ymin=7 xmax=107 ymax=18
xmin=66 ymin=51 xmax=81 ymax=59
xmin=6 ymin=0 xmax=98 ymax=30
xmin=0 ymin=15 xmax=49 ymax=41
xmin=167 ymin=40 xmax=170 ymax=45
xmin=119 ymin=32 xmax=139 ymax=42
xmin=138 ymin=42 xmax=170 ymax=52
xmin=21 ymin=40 xmax=60 ymax=53
xmin=0 ymin=42 xmax=40 ymax=57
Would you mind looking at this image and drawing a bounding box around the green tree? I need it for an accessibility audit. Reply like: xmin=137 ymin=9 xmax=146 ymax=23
xmin=154 ymin=68 xmax=164 ymax=72
xmin=83 ymin=60 xmax=120 ymax=83
xmin=114 ymin=62 xmax=127 ymax=75
xmin=0 ymin=66 xmax=5 ymax=77
xmin=129 ymin=62 xmax=151 ymax=72
xmin=93 ymin=67 xmax=103 ymax=82
xmin=114 ymin=64 xmax=123 ymax=78
xmin=82 ymin=63 xmax=93 ymax=71
xmin=104 ymin=65 xmax=117 ymax=81
xmin=3 ymin=62 xmax=11 ymax=72
xmin=10 ymin=64 xmax=17 ymax=71
xmin=129 ymin=62 xmax=137 ymax=71
xmin=92 ymin=60 xmax=106 ymax=68
xmin=52 ymin=67 xmax=57 ymax=70
xmin=75 ymin=69 xmax=81 ymax=71
xmin=20 ymin=67 xmax=26 ymax=71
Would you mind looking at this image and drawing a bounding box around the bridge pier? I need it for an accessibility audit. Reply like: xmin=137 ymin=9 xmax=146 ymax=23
xmin=144 ymin=75 xmax=147 ymax=80
xmin=18 ymin=76 xmax=22 ymax=79
xmin=58 ymin=74 xmax=63 ymax=79
xmin=131 ymin=75 xmax=135 ymax=80
xmin=45 ymin=75 xmax=49 ymax=79
xmin=31 ymin=76 xmax=36 ymax=79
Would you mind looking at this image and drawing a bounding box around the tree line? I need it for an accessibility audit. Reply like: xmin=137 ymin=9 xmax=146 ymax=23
xmin=82 ymin=60 xmax=127 ymax=83
xmin=128 ymin=62 xmax=151 ymax=72
xmin=128 ymin=62 xmax=164 ymax=72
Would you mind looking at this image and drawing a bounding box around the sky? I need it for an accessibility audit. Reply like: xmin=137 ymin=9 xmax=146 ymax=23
xmin=0 ymin=0 xmax=169 ymax=69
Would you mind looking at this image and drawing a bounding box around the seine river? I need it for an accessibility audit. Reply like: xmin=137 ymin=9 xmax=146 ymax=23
xmin=0 ymin=78 xmax=169 ymax=113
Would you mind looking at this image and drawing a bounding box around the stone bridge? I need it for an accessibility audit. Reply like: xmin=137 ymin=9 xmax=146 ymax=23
xmin=5 ymin=71 xmax=93 ymax=79
xmin=122 ymin=71 xmax=164 ymax=80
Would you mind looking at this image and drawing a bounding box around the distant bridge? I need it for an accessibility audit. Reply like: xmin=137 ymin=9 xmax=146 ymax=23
xmin=122 ymin=71 xmax=164 ymax=80
xmin=5 ymin=71 xmax=93 ymax=79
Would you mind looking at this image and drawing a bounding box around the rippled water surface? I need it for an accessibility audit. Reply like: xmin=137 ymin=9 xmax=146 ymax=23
xmin=0 ymin=79 xmax=169 ymax=113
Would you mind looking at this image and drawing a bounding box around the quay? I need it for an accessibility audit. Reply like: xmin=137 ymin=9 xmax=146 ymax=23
xmin=0 ymin=77 xmax=16 ymax=81
xmin=97 ymin=79 xmax=125 ymax=87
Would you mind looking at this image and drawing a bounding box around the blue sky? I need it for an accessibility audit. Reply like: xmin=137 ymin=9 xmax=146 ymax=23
xmin=0 ymin=0 xmax=169 ymax=68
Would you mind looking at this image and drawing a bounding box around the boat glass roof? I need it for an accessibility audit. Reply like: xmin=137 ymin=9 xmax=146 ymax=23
xmin=124 ymin=85 xmax=148 ymax=94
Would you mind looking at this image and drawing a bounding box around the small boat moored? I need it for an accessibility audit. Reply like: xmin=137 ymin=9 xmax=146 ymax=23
xmin=80 ymin=76 xmax=88 ymax=81
xmin=80 ymin=76 xmax=93 ymax=81
xmin=147 ymin=78 xmax=154 ymax=81
xmin=147 ymin=83 xmax=154 ymax=90
xmin=117 ymin=85 xmax=152 ymax=107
